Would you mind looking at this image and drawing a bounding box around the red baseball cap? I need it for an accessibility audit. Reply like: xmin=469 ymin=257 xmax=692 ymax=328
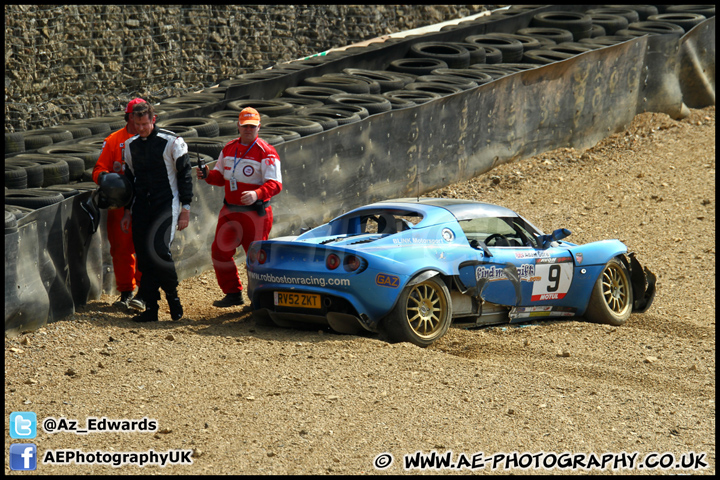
xmin=239 ymin=107 xmax=261 ymax=126
xmin=125 ymin=98 xmax=146 ymax=113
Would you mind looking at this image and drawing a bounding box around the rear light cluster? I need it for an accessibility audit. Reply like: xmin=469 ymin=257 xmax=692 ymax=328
xmin=326 ymin=253 xmax=362 ymax=272
xmin=248 ymin=247 xmax=267 ymax=265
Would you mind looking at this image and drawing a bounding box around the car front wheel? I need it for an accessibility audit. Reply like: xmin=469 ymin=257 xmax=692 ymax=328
xmin=384 ymin=276 xmax=452 ymax=347
xmin=585 ymin=257 xmax=634 ymax=326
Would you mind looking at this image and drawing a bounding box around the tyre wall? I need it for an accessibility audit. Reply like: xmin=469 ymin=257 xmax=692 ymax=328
xmin=4 ymin=9 xmax=716 ymax=336
xmin=4 ymin=4 xmax=494 ymax=132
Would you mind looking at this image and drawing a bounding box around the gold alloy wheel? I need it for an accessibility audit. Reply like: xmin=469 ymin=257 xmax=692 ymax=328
xmin=601 ymin=262 xmax=631 ymax=316
xmin=405 ymin=281 xmax=449 ymax=339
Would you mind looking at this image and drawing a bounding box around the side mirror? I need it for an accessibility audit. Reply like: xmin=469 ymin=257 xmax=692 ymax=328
xmin=541 ymin=228 xmax=571 ymax=249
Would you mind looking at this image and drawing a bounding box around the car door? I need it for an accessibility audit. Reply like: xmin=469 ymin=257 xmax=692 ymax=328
xmin=456 ymin=217 xmax=575 ymax=307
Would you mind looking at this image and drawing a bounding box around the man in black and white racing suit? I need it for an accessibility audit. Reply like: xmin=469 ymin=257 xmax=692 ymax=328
xmin=120 ymin=101 xmax=193 ymax=323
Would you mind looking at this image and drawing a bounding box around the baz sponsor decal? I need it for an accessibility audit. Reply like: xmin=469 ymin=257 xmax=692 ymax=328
xmin=376 ymin=273 xmax=400 ymax=288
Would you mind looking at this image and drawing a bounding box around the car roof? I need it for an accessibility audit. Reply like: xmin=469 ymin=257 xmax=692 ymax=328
xmin=375 ymin=197 xmax=519 ymax=221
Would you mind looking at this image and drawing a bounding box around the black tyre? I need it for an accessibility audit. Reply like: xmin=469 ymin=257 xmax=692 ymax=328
xmin=184 ymin=138 xmax=226 ymax=158
xmin=291 ymin=114 xmax=339 ymax=131
xmin=431 ymin=68 xmax=494 ymax=85
xmin=647 ymin=13 xmax=707 ymax=32
xmin=13 ymin=155 xmax=70 ymax=187
xmin=261 ymin=117 xmax=324 ymax=136
xmin=543 ymin=43 xmax=596 ymax=55
xmin=5 ymin=165 xmax=28 ymax=189
xmin=341 ymin=69 xmax=408 ymax=94
xmin=588 ymin=13 xmax=629 ymax=35
xmin=325 ymin=93 xmax=392 ymax=115
xmin=665 ymin=5 xmax=715 ymax=18
xmin=282 ymin=86 xmax=346 ymax=102
xmin=613 ymin=4 xmax=658 ymax=21
xmin=404 ymin=82 xmax=466 ymax=97
xmin=482 ymin=46 xmax=503 ymax=64
xmin=469 ymin=64 xmax=522 ymax=79
xmin=464 ymin=34 xmax=525 ymax=63
xmin=587 ymin=8 xmax=640 ymax=24
xmin=4 ymin=188 xmax=65 ymax=209
xmin=37 ymin=144 xmax=102 ymax=170
xmin=530 ymin=11 xmax=594 ymax=40
xmin=42 ymin=185 xmax=80 ymax=198
xmin=517 ymin=27 xmax=573 ymax=44
xmin=447 ymin=42 xmax=487 ymax=65
xmin=34 ymin=127 xmax=74 ymax=143
xmin=156 ymin=124 xmax=199 ymax=138
xmin=387 ymin=58 xmax=449 ymax=76
xmin=258 ymin=127 xmax=302 ymax=142
xmin=584 ymin=258 xmax=633 ymax=326
xmin=415 ymin=75 xmax=478 ymax=91
xmin=383 ymin=90 xmax=442 ymax=105
xmin=407 ymin=41 xmax=471 ymax=69
xmin=623 ymin=21 xmax=686 ymax=35
xmin=75 ymin=135 xmax=109 ymax=151
xmin=579 ymin=35 xmax=636 ymax=46
xmin=488 ymin=33 xmax=546 ymax=54
xmin=278 ymin=97 xmax=325 ymax=111
xmin=293 ymin=107 xmax=362 ymax=126
xmin=64 ymin=118 xmax=114 ymax=135
xmin=384 ymin=95 xmax=417 ymax=110
xmin=316 ymin=104 xmax=370 ymax=120
xmin=226 ymin=99 xmax=296 ymax=117
xmin=5 ymin=132 xmax=25 ymax=154
xmin=23 ymin=134 xmax=54 ymax=151
xmin=302 ymin=74 xmax=374 ymax=94
xmin=214 ymin=119 xmax=239 ymax=137
xmin=17 ymin=153 xmax=84 ymax=182
xmin=257 ymin=134 xmax=285 ymax=146
xmin=522 ymin=49 xmax=575 ymax=65
xmin=5 ymin=204 xmax=35 ymax=221
xmin=5 ymin=210 xmax=18 ymax=233
xmin=5 ymin=159 xmax=44 ymax=188
xmin=55 ymin=125 xmax=94 ymax=139
xmin=383 ymin=71 xmax=418 ymax=87
xmin=383 ymin=276 xmax=452 ymax=347
xmin=156 ymin=117 xmax=220 ymax=138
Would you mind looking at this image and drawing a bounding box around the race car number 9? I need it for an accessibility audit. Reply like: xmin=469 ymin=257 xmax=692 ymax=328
xmin=530 ymin=263 xmax=573 ymax=301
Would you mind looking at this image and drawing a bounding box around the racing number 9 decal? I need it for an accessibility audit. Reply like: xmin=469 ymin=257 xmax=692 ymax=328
xmin=547 ymin=264 xmax=560 ymax=292
xmin=531 ymin=260 xmax=573 ymax=301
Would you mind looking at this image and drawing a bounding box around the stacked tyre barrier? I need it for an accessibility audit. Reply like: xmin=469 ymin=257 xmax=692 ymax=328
xmin=4 ymin=5 xmax=716 ymax=335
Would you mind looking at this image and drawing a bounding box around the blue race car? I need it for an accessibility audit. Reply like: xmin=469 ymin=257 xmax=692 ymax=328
xmin=246 ymin=198 xmax=655 ymax=347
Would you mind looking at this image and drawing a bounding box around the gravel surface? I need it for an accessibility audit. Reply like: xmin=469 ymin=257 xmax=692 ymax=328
xmin=5 ymin=106 xmax=715 ymax=475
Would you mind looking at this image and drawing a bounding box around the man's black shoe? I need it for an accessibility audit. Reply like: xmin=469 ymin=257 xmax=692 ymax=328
xmin=168 ymin=296 xmax=183 ymax=321
xmin=132 ymin=309 xmax=158 ymax=323
xmin=128 ymin=295 xmax=146 ymax=312
xmin=114 ymin=291 xmax=134 ymax=309
xmin=213 ymin=292 xmax=244 ymax=308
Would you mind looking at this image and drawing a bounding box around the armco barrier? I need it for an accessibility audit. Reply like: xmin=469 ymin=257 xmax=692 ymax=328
xmin=4 ymin=15 xmax=715 ymax=336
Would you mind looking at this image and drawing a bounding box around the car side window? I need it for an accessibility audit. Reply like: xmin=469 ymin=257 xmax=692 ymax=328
xmin=460 ymin=218 xmax=537 ymax=247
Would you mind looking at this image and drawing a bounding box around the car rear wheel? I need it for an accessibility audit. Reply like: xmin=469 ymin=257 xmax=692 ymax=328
xmin=585 ymin=258 xmax=633 ymax=326
xmin=384 ymin=276 xmax=452 ymax=347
